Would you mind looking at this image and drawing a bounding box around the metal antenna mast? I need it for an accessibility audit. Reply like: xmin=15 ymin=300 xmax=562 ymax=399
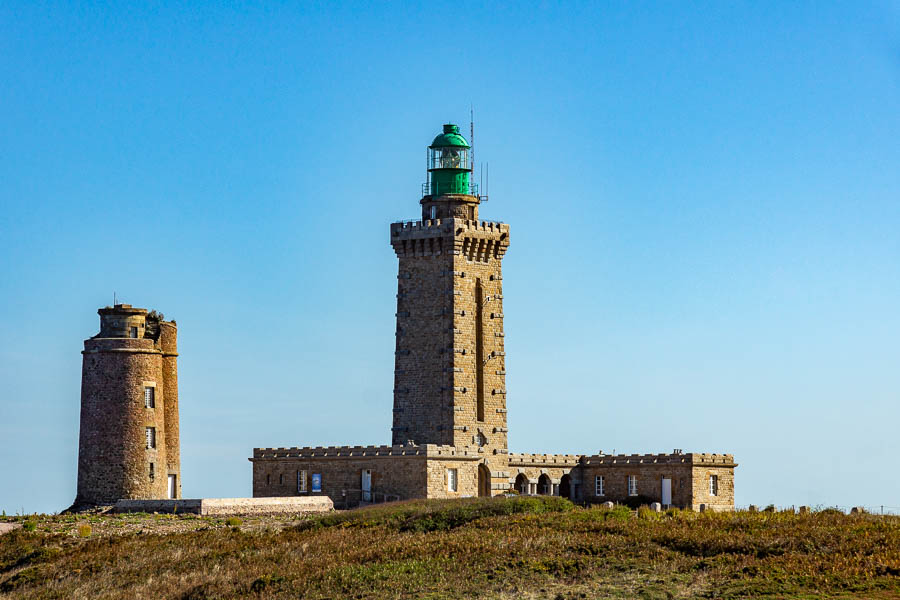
xmin=470 ymin=105 xmax=475 ymax=174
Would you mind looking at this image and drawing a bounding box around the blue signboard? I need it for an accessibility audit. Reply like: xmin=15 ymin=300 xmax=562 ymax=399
xmin=311 ymin=473 xmax=322 ymax=493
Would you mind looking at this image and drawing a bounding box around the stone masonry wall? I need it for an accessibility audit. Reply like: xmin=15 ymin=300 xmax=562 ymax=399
xmin=690 ymin=464 xmax=736 ymax=511
xmin=392 ymin=250 xmax=455 ymax=446
xmin=250 ymin=445 xmax=483 ymax=507
xmin=579 ymin=453 xmax=736 ymax=509
xmin=159 ymin=322 xmax=181 ymax=498
xmin=78 ymin=338 xmax=168 ymax=504
xmin=390 ymin=214 xmax=511 ymax=494
xmin=76 ymin=305 xmax=179 ymax=507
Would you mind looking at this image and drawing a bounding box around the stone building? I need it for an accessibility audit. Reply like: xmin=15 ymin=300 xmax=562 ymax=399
xmin=250 ymin=124 xmax=737 ymax=510
xmin=73 ymin=304 xmax=181 ymax=507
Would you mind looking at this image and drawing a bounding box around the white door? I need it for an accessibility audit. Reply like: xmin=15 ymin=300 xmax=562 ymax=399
xmin=361 ymin=469 xmax=372 ymax=502
xmin=167 ymin=474 xmax=176 ymax=499
xmin=661 ymin=478 xmax=672 ymax=506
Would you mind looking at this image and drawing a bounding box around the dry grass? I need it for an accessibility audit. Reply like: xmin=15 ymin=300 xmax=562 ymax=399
xmin=1 ymin=498 xmax=899 ymax=599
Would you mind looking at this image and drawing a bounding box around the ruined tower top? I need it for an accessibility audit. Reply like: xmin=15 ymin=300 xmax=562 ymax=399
xmin=97 ymin=304 xmax=149 ymax=338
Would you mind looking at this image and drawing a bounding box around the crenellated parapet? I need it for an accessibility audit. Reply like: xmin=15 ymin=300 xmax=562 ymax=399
xmin=580 ymin=452 xmax=737 ymax=467
xmin=390 ymin=218 xmax=510 ymax=260
xmin=250 ymin=444 xmax=484 ymax=461
xmin=508 ymin=453 xmax=582 ymax=467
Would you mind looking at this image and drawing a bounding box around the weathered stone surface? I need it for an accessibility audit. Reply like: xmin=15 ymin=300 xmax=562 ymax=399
xmin=114 ymin=497 xmax=332 ymax=515
xmin=650 ymin=502 xmax=662 ymax=512
xmin=75 ymin=304 xmax=181 ymax=507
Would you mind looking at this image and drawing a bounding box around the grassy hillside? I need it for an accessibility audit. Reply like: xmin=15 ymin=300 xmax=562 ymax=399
xmin=2 ymin=497 xmax=899 ymax=599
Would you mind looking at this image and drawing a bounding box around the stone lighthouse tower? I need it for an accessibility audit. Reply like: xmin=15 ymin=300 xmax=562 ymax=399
xmin=390 ymin=124 xmax=511 ymax=496
xmin=74 ymin=304 xmax=181 ymax=507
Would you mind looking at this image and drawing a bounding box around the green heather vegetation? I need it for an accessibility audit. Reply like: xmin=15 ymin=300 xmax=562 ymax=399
xmin=1 ymin=497 xmax=899 ymax=599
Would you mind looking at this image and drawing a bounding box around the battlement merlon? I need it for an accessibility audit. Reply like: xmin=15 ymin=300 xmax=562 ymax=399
xmin=508 ymin=453 xmax=583 ymax=467
xmin=579 ymin=452 xmax=737 ymax=467
xmin=390 ymin=218 xmax=510 ymax=258
xmin=249 ymin=444 xmax=485 ymax=461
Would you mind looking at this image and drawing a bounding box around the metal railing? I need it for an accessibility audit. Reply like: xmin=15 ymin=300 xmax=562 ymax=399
xmin=421 ymin=182 xmax=488 ymax=201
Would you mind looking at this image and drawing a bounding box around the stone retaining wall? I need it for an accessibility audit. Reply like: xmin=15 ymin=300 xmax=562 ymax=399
xmin=114 ymin=497 xmax=333 ymax=515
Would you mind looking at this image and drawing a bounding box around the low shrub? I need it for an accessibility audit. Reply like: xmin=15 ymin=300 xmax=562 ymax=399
xmin=249 ymin=574 xmax=284 ymax=592
xmin=637 ymin=506 xmax=660 ymax=521
xmin=77 ymin=524 xmax=92 ymax=538
xmin=603 ymin=505 xmax=634 ymax=521
xmin=225 ymin=517 xmax=242 ymax=527
xmin=298 ymin=496 xmax=575 ymax=533
xmin=22 ymin=520 xmax=36 ymax=532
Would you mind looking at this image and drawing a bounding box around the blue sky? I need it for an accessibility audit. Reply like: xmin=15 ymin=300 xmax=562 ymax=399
xmin=1 ymin=1 xmax=898 ymax=514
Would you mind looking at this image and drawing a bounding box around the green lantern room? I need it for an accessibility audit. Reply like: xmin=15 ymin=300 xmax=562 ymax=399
xmin=422 ymin=123 xmax=482 ymax=221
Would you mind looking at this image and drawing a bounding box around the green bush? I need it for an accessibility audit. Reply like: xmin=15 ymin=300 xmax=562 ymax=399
xmin=603 ymin=505 xmax=633 ymax=521
xmin=225 ymin=517 xmax=242 ymax=527
xmin=77 ymin=524 xmax=92 ymax=538
xmin=22 ymin=520 xmax=36 ymax=532
xmin=637 ymin=506 xmax=660 ymax=521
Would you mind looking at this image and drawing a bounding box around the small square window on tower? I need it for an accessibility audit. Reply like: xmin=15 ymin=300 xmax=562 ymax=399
xmin=709 ymin=475 xmax=719 ymax=496
xmin=145 ymin=427 xmax=156 ymax=449
xmin=144 ymin=386 xmax=155 ymax=408
xmin=447 ymin=468 xmax=458 ymax=492
xmin=130 ymin=326 xmax=138 ymax=338
xmin=627 ymin=475 xmax=638 ymax=496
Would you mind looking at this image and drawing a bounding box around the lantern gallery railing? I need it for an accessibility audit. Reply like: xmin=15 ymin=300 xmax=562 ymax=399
xmin=421 ymin=182 xmax=488 ymax=201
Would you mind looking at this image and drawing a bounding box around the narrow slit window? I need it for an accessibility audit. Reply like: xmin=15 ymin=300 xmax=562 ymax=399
xmin=627 ymin=475 xmax=638 ymax=496
xmin=149 ymin=462 xmax=155 ymax=480
xmin=447 ymin=468 xmax=458 ymax=492
xmin=709 ymin=475 xmax=719 ymax=496
xmin=145 ymin=427 xmax=156 ymax=449
xmin=144 ymin=386 xmax=155 ymax=408
xmin=595 ymin=476 xmax=604 ymax=496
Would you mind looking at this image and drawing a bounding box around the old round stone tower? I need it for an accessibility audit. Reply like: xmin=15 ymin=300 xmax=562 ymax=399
xmin=74 ymin=304 xmax=181 ymax=507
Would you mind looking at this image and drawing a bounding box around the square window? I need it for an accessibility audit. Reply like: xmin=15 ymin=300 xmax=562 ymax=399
xmin=447 ymin=468 xmax=458 ymax=492
xmin=144 ymin=387 xmax=155 ymax=408
xmin=595 ymin=476 xmax=604 ymax=496
xmin=130 ymin=327 xmax=138 ymax=338
xmin=627 ymin=475 xmax=638 ymax=496
xmin=145 ymin=427 xmax=156 ymax=449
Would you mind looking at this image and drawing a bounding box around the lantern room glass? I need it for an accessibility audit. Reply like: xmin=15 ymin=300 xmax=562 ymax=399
xmin=429 ymin=146 xmax=469 ymax=170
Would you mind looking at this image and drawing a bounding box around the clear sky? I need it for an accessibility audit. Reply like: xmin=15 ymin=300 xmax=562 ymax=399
xmin=1 ymin=2 xmax=898 ymax=515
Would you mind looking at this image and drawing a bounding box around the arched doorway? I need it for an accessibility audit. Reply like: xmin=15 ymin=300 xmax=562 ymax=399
xmin=538 ymin=474 xmax=552 ymax=495
xmin=515 ymin=473 xmax=529 ymax=495
xmin=560 ymin=474 xmax=572 ymax=499
xmin=478 ymin=464 xmax=491 ymax=497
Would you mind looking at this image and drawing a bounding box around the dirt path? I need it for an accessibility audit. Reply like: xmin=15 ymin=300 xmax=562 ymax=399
xmin=0 ymin=523 xmax=22 ymax=535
